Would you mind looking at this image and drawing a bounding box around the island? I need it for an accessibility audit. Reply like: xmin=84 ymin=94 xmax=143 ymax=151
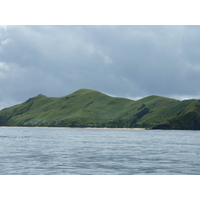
xmin=0 ymin=89 xmax=200 ymax=130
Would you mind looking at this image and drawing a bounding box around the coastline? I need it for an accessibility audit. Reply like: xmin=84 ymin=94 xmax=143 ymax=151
xmin=0 ymin=126 xmax=147 ymax=130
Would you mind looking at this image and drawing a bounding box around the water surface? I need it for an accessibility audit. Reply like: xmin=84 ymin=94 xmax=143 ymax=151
xmin=0 ymin=127 xmax=199 ymax=175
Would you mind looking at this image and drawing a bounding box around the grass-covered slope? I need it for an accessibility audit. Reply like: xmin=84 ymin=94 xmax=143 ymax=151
xmin=0 ymin=89 xmax=134 ymax=127
xmin=0 ymin=89 xmax=199 ymax=129
xmin=153 ymin=100 xmax=200 ymax=130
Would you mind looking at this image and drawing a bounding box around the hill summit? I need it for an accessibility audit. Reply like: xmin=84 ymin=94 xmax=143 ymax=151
xmin=0 ymin=89 xmax=200 ymax=130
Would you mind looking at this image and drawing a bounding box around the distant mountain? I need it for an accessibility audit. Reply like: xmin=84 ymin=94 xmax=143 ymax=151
xmin=0 ymin=89 xmax=200 ymax=130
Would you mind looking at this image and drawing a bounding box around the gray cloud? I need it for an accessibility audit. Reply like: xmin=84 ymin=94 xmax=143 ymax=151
xmin=0 ymin=25 xmax=200 ymax=109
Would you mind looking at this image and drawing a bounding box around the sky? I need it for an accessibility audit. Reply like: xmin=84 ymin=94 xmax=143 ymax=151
xmin=1 ymin=25 xmax=200 ymax=109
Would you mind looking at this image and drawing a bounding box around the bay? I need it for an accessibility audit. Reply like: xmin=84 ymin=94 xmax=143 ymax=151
xmin=0 ymin=127 xmax=199 ymax=175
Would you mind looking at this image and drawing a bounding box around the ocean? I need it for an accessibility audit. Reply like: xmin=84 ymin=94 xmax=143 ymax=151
xmin=0 ymin=127 xmax=199 ymax=175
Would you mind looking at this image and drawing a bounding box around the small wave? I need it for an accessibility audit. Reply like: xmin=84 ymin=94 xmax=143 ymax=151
xmin=0 ymin=135 xmax=9 ymax=138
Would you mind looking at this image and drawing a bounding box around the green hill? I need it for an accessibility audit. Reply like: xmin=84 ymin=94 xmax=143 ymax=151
xmin=0 ymin=89 xmax=199 ymax=130
xmin=153 ymin=100 xmax=200 ymax=130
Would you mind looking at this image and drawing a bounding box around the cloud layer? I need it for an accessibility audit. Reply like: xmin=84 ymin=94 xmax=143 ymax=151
xmin=1 ymin=25 xmax=200 ymax=109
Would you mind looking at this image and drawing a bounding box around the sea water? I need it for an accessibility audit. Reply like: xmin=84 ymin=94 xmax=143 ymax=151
xmin=0 ymin=127 xmax=199 ymax=175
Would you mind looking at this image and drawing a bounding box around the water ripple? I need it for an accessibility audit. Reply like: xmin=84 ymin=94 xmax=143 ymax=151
xmin=0 ymin=127 xmax=199 ymax=175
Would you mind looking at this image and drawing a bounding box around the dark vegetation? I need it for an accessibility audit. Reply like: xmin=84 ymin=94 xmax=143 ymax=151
xmin=0 ymin=89 xmax=200 ymax=130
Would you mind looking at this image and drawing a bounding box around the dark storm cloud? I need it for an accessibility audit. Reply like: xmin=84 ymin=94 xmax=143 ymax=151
xmin=1 ymin=25 xmax=200 ymax=109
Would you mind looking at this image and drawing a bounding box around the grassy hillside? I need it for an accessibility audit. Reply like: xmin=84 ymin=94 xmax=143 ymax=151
xmin=0 ymin=89 xmax=199 ymax=129
xmin=0 ymin=89 xmax=134 ymax=127
xmin=153 ymin=100 xmax=200 ymax=130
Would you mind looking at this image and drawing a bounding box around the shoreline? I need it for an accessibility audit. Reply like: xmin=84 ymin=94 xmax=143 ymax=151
xmin=1 ymin=126 xmax=199 ymax=131
xmin=0 ymin=126 xmax=147 ymax=130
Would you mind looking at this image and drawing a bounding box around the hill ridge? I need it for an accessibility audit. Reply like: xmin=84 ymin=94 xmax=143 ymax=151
xmin=0 ymin=89 xmax=199 ymax=130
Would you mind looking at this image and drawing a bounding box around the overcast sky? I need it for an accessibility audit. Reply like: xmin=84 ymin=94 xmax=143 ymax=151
xmin=1 ymin=25 xmax=200 ymax=109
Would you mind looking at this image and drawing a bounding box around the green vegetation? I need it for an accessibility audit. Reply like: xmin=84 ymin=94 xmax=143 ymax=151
xmin=0 ymin=89 xmax=199 ymax=130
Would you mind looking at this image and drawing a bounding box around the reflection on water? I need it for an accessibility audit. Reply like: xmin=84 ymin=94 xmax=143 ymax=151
xmin=0 ymin=127 xmax=199 ymax=175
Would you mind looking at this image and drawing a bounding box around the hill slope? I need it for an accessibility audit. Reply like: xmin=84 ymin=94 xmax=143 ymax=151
xmin=0 ymin=89 xmax=199 ymax=129
xmin=153 ymin=100 xmax=200 ymax=130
